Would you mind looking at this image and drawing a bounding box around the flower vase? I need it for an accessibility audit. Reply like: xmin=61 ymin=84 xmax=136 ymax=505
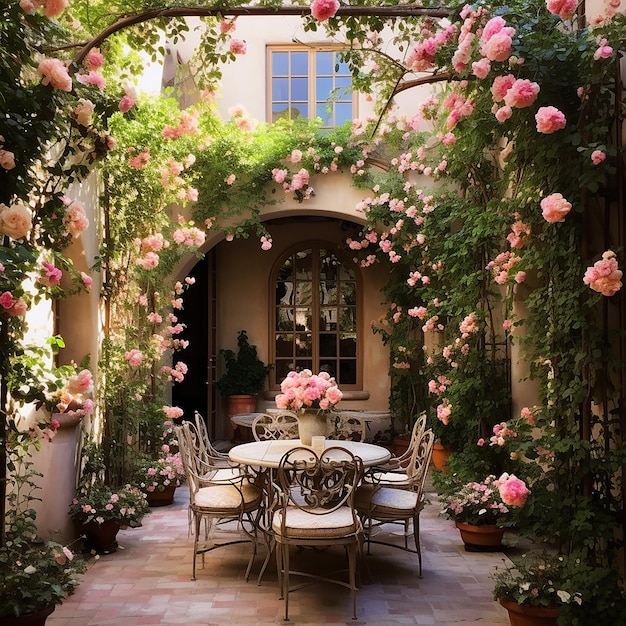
xmin=0 ymin=605 xmax=56 ymax=626
xmin=81 ymin=520 xmax=121 ymax=554
xmin=499 ymin=600 xmax=561 ymax=626
xmin=146 ymin=484 xmax=176 ymax=507
xmin=297 ymin=409 xmax=329 ymax=446
xmin=455 ymin=521 xmax=504 ymax=552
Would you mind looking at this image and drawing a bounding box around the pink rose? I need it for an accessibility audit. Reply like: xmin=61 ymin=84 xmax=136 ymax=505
xmin=495 ymin=106 xmax=513 ymax=123
xmin=0 ymin=291 xmax=15 ymax=309
xmin=76 ymin=71 xmax=106 ymax=90
xmin=64 ymin=201 xmax=89 ymax=237
xmin=6 ymin=297 xmax=28 ymax=316
xmin=311 ymin=0 xmax=339 ymax=21
xmin=504 ymin=79 xmax=540 ymax=108
xmin=471 ymin=58 xmax=491 ymax=79
xmin=540 ymin=192 xmax=572 ymax=223
xmin=496 ymin=473 xmax=530 ymax=506
xmin=546 ymin=0 xmax=577 ymax=19
xmin=481 ymin=32 xmax=513 ymax=62
xmin=229 ymin=39 xmax=246 ymax=55
xmin=125 ymin=349 xmax=144 ymax=367
xmin=84 ymin=49 xmax=104 ymax=71
xmin=81 ymin=272 xmax=93 ymax=289
xmin=37 ymin=57 xmax=72 ymax=92
xmin=491 ymin=74 xmax=516 ymax=101
xmin=535 ymin=106 xmax=566 ymax=134
xmin=43 ymin=0 xmax=68 ymax=17
xmin=0 ymin=149 xmax=15 ymax=170
xmin=591 ymin=150 xmax=606 ymax=165
xmin=40 ymin=261 xmax=62 ymax=286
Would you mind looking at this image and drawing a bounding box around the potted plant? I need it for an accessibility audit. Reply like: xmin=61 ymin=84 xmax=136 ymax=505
xmin=1 ymin=452 xmax=86 ymax=625
xmin=132 ymin=451 xmax=185 ymax=506
xmin=68 ymin=444 xmax=151 ymax=554
xmin=275 ymin=369 xmax=343 ymax=444
xmin=216 ymin=330 xmax=271 ymax=415
xmin=492 ymin=551 xmax=626 ymax=626
xmin=441 ymin=473 xmax=530 ymax=551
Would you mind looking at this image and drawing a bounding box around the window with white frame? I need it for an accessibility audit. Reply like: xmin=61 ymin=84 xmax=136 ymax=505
xmin=268 ymin=47 xmax=354 ymax=128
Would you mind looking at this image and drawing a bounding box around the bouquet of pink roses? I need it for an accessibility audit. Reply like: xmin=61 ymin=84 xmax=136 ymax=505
xmin=275 ymin=369 xmax=343 ymax=411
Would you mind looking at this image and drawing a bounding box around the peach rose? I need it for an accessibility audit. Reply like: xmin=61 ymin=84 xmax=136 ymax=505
xmin=0 ymin=202 xmax=33 ymax=239
xmin=37 ymin=57 xmax=72 ymax=92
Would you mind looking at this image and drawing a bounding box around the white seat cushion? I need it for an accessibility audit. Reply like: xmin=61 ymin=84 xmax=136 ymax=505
xmin=195 ymin=481 xmax=261 ymax=510
xmin=272 ymin=506 xmax=358 ymax=538
xmin=355 ymin=484 xmax=418 ymax=514
xmin=367 ymin=471 xmax=411 ymax=486
xmin=200 ymin=467 xmax=243 ymax=484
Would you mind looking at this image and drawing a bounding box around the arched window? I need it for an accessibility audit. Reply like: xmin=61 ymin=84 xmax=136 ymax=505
xmin=271 ymin=242 xmax=361 ymax=389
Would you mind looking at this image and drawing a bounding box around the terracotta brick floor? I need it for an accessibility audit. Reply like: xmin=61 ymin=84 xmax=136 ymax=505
xmin=48 ymin=480 xmax=512 ymax=626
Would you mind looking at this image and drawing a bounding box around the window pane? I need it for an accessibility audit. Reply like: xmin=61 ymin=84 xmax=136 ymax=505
xmin=276 ymin=333 xmax=294 ymax=356
xmin=340 ymin=307 xmax=356 ymax=332
xmin=319 ymin=360 xmax=337 ymax=378
xmin=292 ymin=103 xmax=308 ymax=119
xmin=275 ymin=360 xmax=293 ymax=380
xmin=272 ymin=52 xmax=289 ymax=75
xmin=295 ymin=282 xmax=312 ymax=305
xmin=276 ymin=281 xmax=293 ymax=305
xmin=335 ymin=102 xmax=353 ymax=126
xmin=316 ymin=77 xmax=333 ymax=101
xmin=335 ymin=76 xmax=352 ymax=94
xmin=339 ymin=282 xmax=356 ymax=305
xmin=320 ymin=334 xmax=337 ymax=357
xmin=276 ymin=308 xmax=294 ymax=331
xmin=339 ymin=263 xmax=355 ymax=280
xmin=316 ymin=50 xmax=333 ymax=75
xmin=291 ymin=77 xmax=308 ymax=101
xmin=316 ymin=104 xmax=331 ymax=126
xmin=339 ymin=334 xmax=357 ymax=357
xmin=272 ymin=77 xmax=289 ymax=101
xmin=295 ymin=249 xmax=313 ymax=278
xmin=295 ymin=333 xmax=312 ymax=356
xmin=291 ymin=51 xmax=309 ymax=75
xmin=339 ymin=360 xmax=357 ymax=384
xmin=295 ymin=307 xmax=311 ymax=331
xmin=272 ymin=104 xmax=291 ymax=122
xmin=320 ymin=281 xmax=337 ymax=305
xmin=336 ymin=58 xmax=351 ymax=74
xmin=320 ymin=306 xmax=338 ymax=330
xmin=295 ymin=359 xmax=313 ymax=372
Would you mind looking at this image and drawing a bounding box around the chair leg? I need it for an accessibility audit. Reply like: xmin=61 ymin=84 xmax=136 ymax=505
xmin=284 ymin=544 xmax=290 ymax=621
xmin=349 ymin=542 xmax=358 ymax=620
xmin=192 ymin=512 xmax=201 ymax=581
xmin=413 ymin=512 xmax=422 ymax=578
xmin=276 ymin=540 xmax=284 ymax=600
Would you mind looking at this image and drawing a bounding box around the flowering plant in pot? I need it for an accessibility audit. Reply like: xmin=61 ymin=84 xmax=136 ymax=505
xmin=1 ymin=453 xmax=86 ymax=620
xmin=442 ymin=473 xmax=530 ymax=526
xmin=132 ymin=451 xmax=185 ymax=500
xmin=275 ymin=369 xmax=344 ymax=445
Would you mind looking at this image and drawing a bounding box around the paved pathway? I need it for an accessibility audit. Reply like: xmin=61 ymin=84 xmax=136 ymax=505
xmin=49 ymin=482 xmax=512 ymax=626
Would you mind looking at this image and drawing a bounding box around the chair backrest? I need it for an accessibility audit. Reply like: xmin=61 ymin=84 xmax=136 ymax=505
xmin=395 ymin=412 xmax=428 ymax=467
xmin=193 ymin=411 xmax=232 ymax=467
xmin=174 ymin=422 xmax=204 ymax=496
xmin=406 ymin=429 xmax=435 ymax=492
xmin=277 ymin=446 xmax=363 ymax=515
xmin=328 ymin=413 xmax=366 ymax=442
xmin=252 ymin=412 xmax=300 ymax=441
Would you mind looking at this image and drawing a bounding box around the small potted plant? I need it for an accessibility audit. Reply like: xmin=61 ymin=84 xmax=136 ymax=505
xmin=132 ymin=451 xmax=185 ymax=506
xmin=68 ymin=444 xmax=151 ymax=554
xmin=216 ymin=330 xmax=271 ymax=415
xmin=1 ymin=451 xmax=86 ymax=624
xmin=441 ymin=473 xmax=530 ymax=551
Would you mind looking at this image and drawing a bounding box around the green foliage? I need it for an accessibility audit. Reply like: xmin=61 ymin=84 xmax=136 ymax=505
xmin=216 ymin=330 xmax=271 ymax=396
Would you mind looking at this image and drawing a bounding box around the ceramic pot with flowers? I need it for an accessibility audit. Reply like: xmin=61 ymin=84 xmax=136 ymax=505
xmin=442 ymin=473 xmax=530 ymax=551
xmin=274 ymin=369 xmax=343 ymax=446
xmin=133 ymin=452 xmax=185 ymax=507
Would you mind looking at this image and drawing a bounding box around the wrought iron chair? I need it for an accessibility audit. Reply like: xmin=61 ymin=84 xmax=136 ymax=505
xmin=327 ymin=412 xmax=366 ymax=442
xmin=174 ymin=422 xmax=263 ymax=581
xmin=355 ymin=429 xmax=435 ymax=577
xmin=252 ymin=411 xmax=299 ymax=441
xmin=272 ymin=446 xmax=364 ymax=620
xmin=364 ymin=412 xmax=428 ymax=487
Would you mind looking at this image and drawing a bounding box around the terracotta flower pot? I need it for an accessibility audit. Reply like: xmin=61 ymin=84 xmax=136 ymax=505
xmin=226 ymin=394 xmax=258 ymax=417
xmin=499 ymin=599 xmax=561 ymax=626
xmin=81 ymin=520 xmax=121 ymax=554
xmin=431 ymin=442 xmax=453 ymax=472
xmin=146 ymin=484 xmax=176 ymax=507
xmin=0 ymin=604 xmax=55 ymax=626
xmin=455 ymin=521 xmax=504 ymax=552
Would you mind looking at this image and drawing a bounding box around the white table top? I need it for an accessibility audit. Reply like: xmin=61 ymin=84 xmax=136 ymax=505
xmin=229 ymin=439 xmax=391 ymax=469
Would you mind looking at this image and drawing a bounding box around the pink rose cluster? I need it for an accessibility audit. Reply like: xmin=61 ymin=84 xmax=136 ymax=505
xmin=479 ymin=16 xmax=515 ymax=63
xmin=583 ymin=250 xmax=622 ymax=297
xmin=275 ymin=369 xmax=343 ymax=411
xmin=19 ymin=0 xmax=67 ymax=18
xmin=54 ymin=368 xmax=95 ymax=416
xmin=495 ymin=472 xmax=531 ymax=506
xmin=535 ymin=106 xmax=566 ymax=134
xmin=0 ymin=202 xmax=32 ymax=240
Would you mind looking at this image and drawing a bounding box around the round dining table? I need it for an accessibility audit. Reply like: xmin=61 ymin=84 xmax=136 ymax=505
xmin=229 ymin=438 xmax=391 ymax=469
